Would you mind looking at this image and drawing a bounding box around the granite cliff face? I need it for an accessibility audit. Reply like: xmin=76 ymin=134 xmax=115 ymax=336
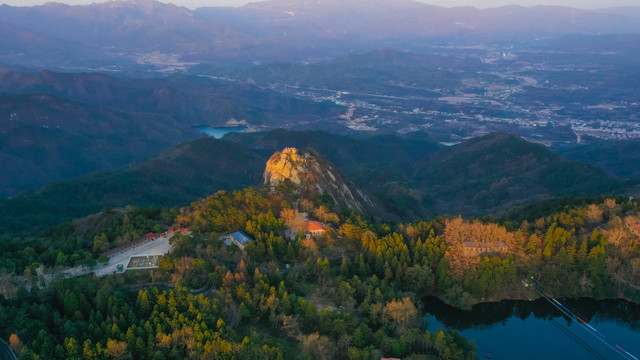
xmin=263 ymin=147 xmax=310 ymax=186
xmin=264 ymin=147 xmax=378 ymax=215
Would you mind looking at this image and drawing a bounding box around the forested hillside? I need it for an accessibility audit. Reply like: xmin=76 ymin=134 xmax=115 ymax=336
xmin=0 ymin=138 xmax=265 ymax=233
xmin=555 ymin=139 xmax=640 ymax=178
xmin=0 ymin=93 xmax=200 ymax=195
xmin=1 ymin=176 xmax=639 ymax=359
xmin=1 ymin=131 xmax=636 ymax=234
xmin=414 ymin=132 xmax=634 ymax=215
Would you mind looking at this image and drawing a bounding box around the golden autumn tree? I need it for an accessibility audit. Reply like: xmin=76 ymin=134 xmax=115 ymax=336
xmin=105 ymin=339 xmax=130 ymax=360
xmin=383 ymin=297 xmax=418 ymax=334
xmin=9 ymin=334 xmax=22 ymax=354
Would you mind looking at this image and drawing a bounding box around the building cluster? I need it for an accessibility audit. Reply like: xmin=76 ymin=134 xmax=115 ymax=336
xmin=225 ymin=220 xmax=327 ymax=250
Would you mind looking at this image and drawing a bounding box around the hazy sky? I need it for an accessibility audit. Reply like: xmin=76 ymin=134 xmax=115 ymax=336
xmin=1 ymin=0 xmax=639 ymax=9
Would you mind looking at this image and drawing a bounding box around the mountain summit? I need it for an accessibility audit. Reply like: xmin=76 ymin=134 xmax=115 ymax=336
xmin=263 ymin=147 xmax=377 ymax=214
xmin=263 ymin=147 xmax=312 ymax=187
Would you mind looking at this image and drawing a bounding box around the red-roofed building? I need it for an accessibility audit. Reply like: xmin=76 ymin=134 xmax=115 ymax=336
xmin=145 ymin=232 xmax=156 ymax=241
xmin=303 ymin=220 xmax=325 ymax=238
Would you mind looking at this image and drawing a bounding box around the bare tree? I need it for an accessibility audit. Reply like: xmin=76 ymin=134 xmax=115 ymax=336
xmin=313 ymin=205 xmax=339 ymax=225
xmin=171 ymin=257 xmax=194 ymax=283
xmin=0 ymin=271 xmax=13 ymax=299
xmin=602 ymin=198 xmax=619 ymax=220
xmin=300 ymin=332 xmax=335 ymax=360
xmin=280 ymin=208 xmax=306 ymax=233
xmin=383 ymin=297 xmax=418 ymax=334
xmin=586 ymin=204 xmax=604 ymax=224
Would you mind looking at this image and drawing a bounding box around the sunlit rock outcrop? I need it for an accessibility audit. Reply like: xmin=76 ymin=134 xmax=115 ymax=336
xmin=264 ymin=147 xmax=377 ymax=214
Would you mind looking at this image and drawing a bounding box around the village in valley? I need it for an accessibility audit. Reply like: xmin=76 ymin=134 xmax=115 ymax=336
xmin=215 ymin=42 xmax=640 ymax=146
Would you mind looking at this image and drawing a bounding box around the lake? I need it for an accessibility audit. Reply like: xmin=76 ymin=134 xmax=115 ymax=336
xmin=193 ymin=125 xmax=246 ymax=139
xmin=424 ymin=296 xmax=640 ymax=360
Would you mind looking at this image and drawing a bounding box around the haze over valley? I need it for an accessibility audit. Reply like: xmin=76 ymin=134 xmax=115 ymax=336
xmin=1 ymin=1 xmax=640 ymax=360
xmin=0 ymin=0 xmax=639 ymax=192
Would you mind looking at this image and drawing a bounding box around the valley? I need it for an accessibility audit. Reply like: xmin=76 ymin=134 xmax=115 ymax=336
xmin=209 ymin=43 xmax=640 ymax=145
xmin=1 ymin=1 xmax=640 ymax=359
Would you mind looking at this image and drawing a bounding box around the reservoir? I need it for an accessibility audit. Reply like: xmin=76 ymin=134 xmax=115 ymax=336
xmin=424 ymin=297 xmax=640 ymax=360
xmin=193 ymin=125 xmax=246 ymax=139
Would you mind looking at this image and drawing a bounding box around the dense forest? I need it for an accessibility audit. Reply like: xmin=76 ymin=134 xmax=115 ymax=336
xmin=2 ymin=1 xmax=640 ymax=358
xmin=1 ymin=181 xmax=640 ymax=359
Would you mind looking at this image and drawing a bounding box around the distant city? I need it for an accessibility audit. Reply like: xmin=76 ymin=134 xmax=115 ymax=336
xmin=202 ymin=41 xmax=639 ymax=146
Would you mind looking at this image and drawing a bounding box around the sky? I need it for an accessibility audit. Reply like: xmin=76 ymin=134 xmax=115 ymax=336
xmin=1 ymin=0 xmax=639 ymax=9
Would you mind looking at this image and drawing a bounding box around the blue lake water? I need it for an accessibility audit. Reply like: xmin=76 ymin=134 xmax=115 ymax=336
xmin=424 ymin=297 xmax=640 ymax=360
xmin=193 ymin=125 xmax=246 ymax=139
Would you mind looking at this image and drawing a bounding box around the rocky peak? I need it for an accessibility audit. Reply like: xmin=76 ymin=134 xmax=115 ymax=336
xmin=264 ymin=147 xmax=377 ymax=215
xmin=263 ymin=147 xmax=312 ymax=186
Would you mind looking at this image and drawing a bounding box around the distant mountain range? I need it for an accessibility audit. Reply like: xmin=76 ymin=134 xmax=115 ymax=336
xmin=211 ymin=0 xmax=640 ymax=39
xmin=2 ymin=130 xmax=636 ymax=234
xmin=0 ymin=0 xmax=639 ymax=68
xmin=0 ymin=70 xmax=342 ymax=194
xmin=598 ymin=7 xmax=640 ymax=19
xmin=0 ymin=70 xmax=340 ymax=127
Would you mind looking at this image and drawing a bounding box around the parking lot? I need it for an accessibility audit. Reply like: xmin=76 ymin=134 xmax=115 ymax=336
xmin=127 ymin=255 xmax=164 ymax=269
xmin=92 ymin=231 xmax=185 ymax=277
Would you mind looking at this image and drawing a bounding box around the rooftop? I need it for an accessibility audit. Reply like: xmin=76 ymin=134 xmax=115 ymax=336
xmin=305 ymin=220 xmax=324 ymax=232
xmin=230 ymin=231 xmax=253 ymax=245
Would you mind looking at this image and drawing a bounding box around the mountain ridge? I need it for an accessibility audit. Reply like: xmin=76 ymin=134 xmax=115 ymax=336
xmin=0 ymin=92 xmax=200 ymax=195
xmin=264 ymin=147 xmax=379 ymax=216
xmin=414 ymin=132 xmax=631 ymax=214
xmin=1 ymin=130 xmax=636 ymax=234
xmin=555 ymin=139 xmax=640 ymax=179
xmin=0 ymin=0 xmax=639 ymax=68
